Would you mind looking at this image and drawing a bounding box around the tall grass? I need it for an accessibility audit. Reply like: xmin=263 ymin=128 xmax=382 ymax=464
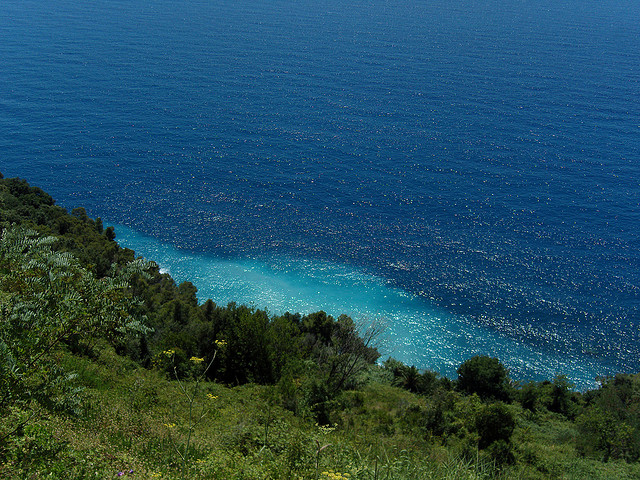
xmin=3 ymin=347 xmax=640 ymax=479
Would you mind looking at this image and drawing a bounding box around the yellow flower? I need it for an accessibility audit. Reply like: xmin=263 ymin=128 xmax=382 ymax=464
xmin=320 ymin=471 xmax=349 ymax=479
xmin=316 ymin=423 xmax=337 ymax=435
xmin=206 ymin=393 xmax=218 ymax=400
xmin=190 ymin=356 xmax=204 ymax=363
xmin=163 ymin=423 xmax=176 ymax=428
xmin=162 ymin=349 xmax=175 ymax=357
xmin=214 ymin=339 xmax=227 ymax=348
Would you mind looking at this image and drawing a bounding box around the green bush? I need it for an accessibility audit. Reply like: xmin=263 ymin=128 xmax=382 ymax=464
xmin=0 ymin=227 xmax=151 ymax=424
xmin=475 ymin=402 xmax=516 ymax=449
xmin=456 ymin=355 xmax=512 ymax=401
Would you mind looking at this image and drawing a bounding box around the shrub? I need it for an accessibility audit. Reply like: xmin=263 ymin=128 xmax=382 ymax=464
xmin=456 ymin=356 xmax=512 ymax=401
xmin=0 ymin=227 xmax=151 ymax=421
xmin=475 ymin=402 xmax=516 ymax=449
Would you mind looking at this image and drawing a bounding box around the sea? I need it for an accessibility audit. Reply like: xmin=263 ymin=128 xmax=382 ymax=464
xmin=1 ymin=0 xmax=638 ymax=390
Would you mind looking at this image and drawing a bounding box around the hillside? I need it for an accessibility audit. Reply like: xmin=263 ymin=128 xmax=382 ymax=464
xmin=1 ymin=173 xmax=639 ymax=479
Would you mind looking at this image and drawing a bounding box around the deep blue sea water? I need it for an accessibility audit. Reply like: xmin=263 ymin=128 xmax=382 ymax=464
xmin=1 ymin=0 xmax=639 ymax=389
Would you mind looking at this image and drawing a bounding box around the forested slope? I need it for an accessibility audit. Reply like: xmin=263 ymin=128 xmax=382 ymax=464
xmin=1 ymin=173 xmax=639 ymax=479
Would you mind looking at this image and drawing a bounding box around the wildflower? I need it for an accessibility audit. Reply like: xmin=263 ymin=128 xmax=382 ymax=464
xmin=206 ymin=393 xmax=218 ymax=400
xmin=162 ymin=349 xmax=175 ymax=357
xmin=190 ymin=356 xmax=204 ymax=363
xmin=316 ymin=422 xmax=337 ymax=434
xmin=163 ymin=423 xmax=176 ymax=428
xmin=320 ymin=471 xmax=350 ymax=479
xmin=214 ymin=339 xmax=227 ymax=348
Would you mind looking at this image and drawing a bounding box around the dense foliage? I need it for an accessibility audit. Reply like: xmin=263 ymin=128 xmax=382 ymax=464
xmin=1 ymin=173 xmax=640 ymax=479
xmin=0 ymin=227 xmax=150 ymax=417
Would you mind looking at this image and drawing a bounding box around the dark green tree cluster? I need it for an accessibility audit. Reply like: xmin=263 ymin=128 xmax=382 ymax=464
xmin=384 ymin=351 xmax=640 ymax=467
xmin=145 ymin=298 xmax=380 ymax=389
xmin=576 ymin=373 xmax=640 ymax=461
xmin=0 ymin=175 xmax=134 ymax=277
xmin=384 ymin=355 xmax=517 ymax=465
xmin=456 ymin=355 xmax=512 ymax=401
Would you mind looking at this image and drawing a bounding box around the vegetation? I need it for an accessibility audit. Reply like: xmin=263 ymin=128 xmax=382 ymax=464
xmin=1 ymin=173 xmax=640 ymax=479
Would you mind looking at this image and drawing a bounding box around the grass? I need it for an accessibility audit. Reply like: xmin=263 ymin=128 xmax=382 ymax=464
xmin=2 ymin=347 xmax=640 ymax=479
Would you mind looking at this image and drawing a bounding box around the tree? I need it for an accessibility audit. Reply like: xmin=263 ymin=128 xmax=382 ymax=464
xmin=323 ymin=315 xmax=382 ymax=392
xmin=219 ymin=305 xmax=273 ymax=384
xmin=301 ymin=311 xmax=334 ymax=345
xmin=549 ymin=374 xmax=575 ymax=417
xmin=267 ymin=314 xmax=302 ymax=380
xmin=576 ymin=373 xmax=640 ymax=461
xmin=576 ymin=407 xmax=634 ymax=462
xmin=456 ymin=355 xmax=512 ymax=401
xmin=105 ymin=226 xmax=116 ymax=241
xmin=475 ymin=402 xmax=516 ymax=449
xmin=0 ymin=227 xmax=151 ymax=420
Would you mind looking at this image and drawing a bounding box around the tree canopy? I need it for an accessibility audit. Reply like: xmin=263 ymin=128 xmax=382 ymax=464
xmin=456 ymin=355 xmax=512 ymax=401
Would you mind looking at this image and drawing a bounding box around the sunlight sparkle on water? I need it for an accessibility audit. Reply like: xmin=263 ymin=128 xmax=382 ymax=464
xmin=113 ymin=223 xmax=603 ymax=389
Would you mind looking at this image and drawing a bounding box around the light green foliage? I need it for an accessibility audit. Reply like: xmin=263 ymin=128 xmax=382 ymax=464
xmin=0 ymin=227 xmax=151 ymax=416
xmin=4 ymin=358 xmax=640 ymax=480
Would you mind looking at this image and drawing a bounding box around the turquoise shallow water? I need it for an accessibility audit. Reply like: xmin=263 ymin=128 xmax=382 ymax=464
xmin=2 ymin=0 xmax=639 ymax=388
xmin=114 ymin=223 xmax=622 ymax=387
